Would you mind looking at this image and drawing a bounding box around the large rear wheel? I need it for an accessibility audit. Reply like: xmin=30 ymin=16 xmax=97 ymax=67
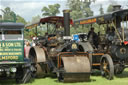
xmin=100 ymin=54 xmax=114 ymax=80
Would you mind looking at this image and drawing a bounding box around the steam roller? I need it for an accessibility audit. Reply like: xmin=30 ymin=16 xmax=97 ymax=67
xmin=28 ymin=46 xmax=91 ymax=82
xmin=27 ymin=10 xmax=92 ymax=82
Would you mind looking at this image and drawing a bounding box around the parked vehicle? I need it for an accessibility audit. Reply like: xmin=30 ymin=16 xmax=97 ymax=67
xmin=74 ymin=5 xmax=128 ymax=80
xmin=25 ymin=10 xmax=92 ymax=82
xmin=0 ymin=22 xmax=36 ymax=83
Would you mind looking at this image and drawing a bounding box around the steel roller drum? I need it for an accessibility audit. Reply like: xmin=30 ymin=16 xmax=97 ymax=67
xmin=62 ymin=56 xmax=91 ymax=82
xmin=29 ymin=46 xmax=47 ymax=77
xmin=35 ymin=63 xmax=46 ymax=77
xmin=79 ymin=42 xmax=94 ymax=52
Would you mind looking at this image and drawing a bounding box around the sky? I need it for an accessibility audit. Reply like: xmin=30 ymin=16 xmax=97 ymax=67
xmin=0 ymin=0 xmax=128 ymax=22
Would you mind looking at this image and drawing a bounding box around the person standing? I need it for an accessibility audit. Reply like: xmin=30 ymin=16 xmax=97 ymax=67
xmin=24 ymin=41 xmax=31 ymax=58
xmin=87 ymin=27 xmax=99 ymax=48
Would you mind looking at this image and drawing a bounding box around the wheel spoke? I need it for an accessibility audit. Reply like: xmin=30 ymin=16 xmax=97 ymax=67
xmin=105 ymin=69 xmax=110 ymax=74
xmin=102 ymin=59 xmax=108 ymax=71
xmin=100 ymin=54 xmax=114 ymax=80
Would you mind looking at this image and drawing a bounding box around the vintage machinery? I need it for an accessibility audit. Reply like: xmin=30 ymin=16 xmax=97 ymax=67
xmin=0 ymin=22 xmax=36 ymax=83
xmin=26 ymin=10 xmax=92 ymax=82
xmin=74 ymin=5 xmax=128 ymax=80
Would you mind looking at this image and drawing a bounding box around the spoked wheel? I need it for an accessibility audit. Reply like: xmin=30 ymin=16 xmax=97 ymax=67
xmin=100 ymin=54 xmax=114 ymax=80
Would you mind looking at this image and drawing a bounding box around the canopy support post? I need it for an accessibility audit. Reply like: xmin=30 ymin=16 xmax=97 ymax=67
xmin=47 ymin=23 xmax=49 ymax=34
xmin=122 ymin=19 xmax=125 ymax=42
xmin=112 ymin=20 xmax=123 ymax=43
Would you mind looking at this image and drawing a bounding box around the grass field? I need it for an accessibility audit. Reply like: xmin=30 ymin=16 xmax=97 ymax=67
xmin=0 ymin=69 xmax=128 ymax=85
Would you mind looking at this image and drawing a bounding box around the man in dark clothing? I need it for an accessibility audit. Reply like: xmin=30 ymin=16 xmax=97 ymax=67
xmin=87 ymin=27 xmax=99 ymax=48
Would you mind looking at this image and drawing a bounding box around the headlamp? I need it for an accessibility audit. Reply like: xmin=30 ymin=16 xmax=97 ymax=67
xmin=71 ymin=43 xmax=78 ymax=49
xmin=10 ymin=67 xmax=17 ymax=73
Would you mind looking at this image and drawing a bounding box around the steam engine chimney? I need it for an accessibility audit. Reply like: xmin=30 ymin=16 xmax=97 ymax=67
xmin=113 ymin=5 xmax=121 ymax=11
xmin=113 ymin=5 xmax=122 ymax=29
xmin=63 ymin=10 xmax=71 ymax=36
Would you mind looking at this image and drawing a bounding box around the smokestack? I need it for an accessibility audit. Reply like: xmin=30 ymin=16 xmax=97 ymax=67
xmin=112 ymin=5 xmax=122 ymax=29
xmin=113 ymin=5 xmax=121 ymax=11
xmin=63 ymin=10 xmax=71 ymax=36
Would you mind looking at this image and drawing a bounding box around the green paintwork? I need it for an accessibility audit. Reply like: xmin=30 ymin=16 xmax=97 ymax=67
xmin=0 ymin=20 xmax=16 ymax=22
xmin=0 ymin=40 xmax=24 ymax=62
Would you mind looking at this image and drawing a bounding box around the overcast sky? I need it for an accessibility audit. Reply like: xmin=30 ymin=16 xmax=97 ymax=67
xmin=0 ymin=0 xmax=128 ymax=22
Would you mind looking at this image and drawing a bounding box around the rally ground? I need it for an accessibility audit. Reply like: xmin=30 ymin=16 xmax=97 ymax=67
xmin=0 ymin=69 xmax=128 ymax=85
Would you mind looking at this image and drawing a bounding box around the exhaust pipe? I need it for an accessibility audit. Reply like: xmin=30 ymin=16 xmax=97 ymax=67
xmin=113 ymin=5 xmax=121 ymax=11
xmin=112 ymin=5 xmax=122 ymax=29
xmin=63 ymin=10 xmax=71 ymax=36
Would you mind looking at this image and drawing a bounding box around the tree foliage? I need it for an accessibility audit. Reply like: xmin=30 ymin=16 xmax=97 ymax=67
xmin=1 ymin=7 xmax=16 ymax=22
xmin=67 ymin=0 xmax=94 ymax=20
xmin=16 ymin=15 xmax=27 ymax=24
xmin=41 ymin=3 xmax=60 ymax=16
xmin=1 ymin=7 xmax=27 ymax=25
xmin=67 ymin=0 xmax=95 ymax=34
xmin=24 ymin=15 xmax=45 ymax=40
xmin=31 ymin=15 xmax=41 ymax=23
xmin=107 ymin=4 xmax=113 ymax=12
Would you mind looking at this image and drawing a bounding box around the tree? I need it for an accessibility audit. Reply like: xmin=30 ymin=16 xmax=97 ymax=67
xmin=27 ymin=15 xmax=41 ymax=37
xmin=16 ymin=15 xmax=27 ymax=24
xmin=99 ymin=4 xmax=104 ymax=14
xmin=41 ymin=4 xmax=60 ymax=16
xmin=1 ymin=7 xmax=26 ymax=23
xmin=67 ymin=0 xmax=94 ymax=20
xmin=68 ymin=0 xmax=84 ymax=20
xmin=24 ymin=15 xmax=43 ymax=40
xmin=67 ymin=0 xmax=95 ymax=34
xmin=107 ymin=4 xmax=113 ymax=12
xmin=1 ymin=7 xmax=16 ymax=22
xmin=31 ymin=15 xmax=41 ymax=23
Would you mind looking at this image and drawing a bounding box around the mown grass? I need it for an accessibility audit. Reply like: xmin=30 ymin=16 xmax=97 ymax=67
xmin=0 ymin=69 xmax=128 ymax=85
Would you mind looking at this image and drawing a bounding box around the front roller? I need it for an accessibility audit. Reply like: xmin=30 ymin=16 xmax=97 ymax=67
xmin=29 ymin=46 xmax=47 ymax=77
xmin=58 ymin=56 xmax=91 ymax=82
